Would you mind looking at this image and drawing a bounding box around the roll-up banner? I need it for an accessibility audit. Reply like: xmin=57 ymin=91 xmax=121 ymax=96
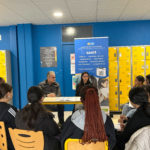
xmin=75 ymin=37 xmax=109 ymax=111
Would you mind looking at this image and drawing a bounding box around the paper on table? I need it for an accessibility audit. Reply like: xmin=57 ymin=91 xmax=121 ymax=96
xmin=44 ymin=97 xmax=80 ymax=102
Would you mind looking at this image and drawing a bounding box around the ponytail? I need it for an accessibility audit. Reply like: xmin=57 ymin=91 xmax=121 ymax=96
xmin=80 ymin=86 xmax=107 ymax=144
xmin=22 ymin=102 xmax=46 ymax=129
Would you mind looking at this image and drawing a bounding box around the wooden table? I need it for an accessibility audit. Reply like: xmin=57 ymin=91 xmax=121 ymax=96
xmin=43 ymin=97 xmax=81 ymax=105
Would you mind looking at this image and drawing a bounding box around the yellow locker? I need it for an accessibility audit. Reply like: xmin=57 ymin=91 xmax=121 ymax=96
xmin=109 ymin=61 xmax=118 ymax=86
xmin=119 ymin=74 xmax=131 ymax=86
xmin=146 ymin=46 xmax=150 ymax=60
xmin=146 ymin=60 xmax=150 ymax=75
xmin=109 ymin=98 xmax=118 ymax=111
xmin=132 ymin=60 xmax=145 ymax=72
xmin=119 ymin=85 xmax=131 ymax=105
xmin=109 ymin=76 xmax=118 ymax=86
xmin=0 ymin=51 xmax=6 ymax=63
xmin=119 ymin=60 xmax=131 ymax=85
xmin=109 ymin=86 xmax=118 ymax=99
xmin=119 ymin=61 xmax=131 ymax=74
xmin=109 ymin=47 xmax=117 ymax=61
xmin=132 ymin=46 xmax=145 ymax=61
xmin=109 ymin=61 xmax=117 ymax=73
xmin=119 ymin=47 xmax=131 ymax=61
xmin=109 ymin=85 xmax=118 ymax=111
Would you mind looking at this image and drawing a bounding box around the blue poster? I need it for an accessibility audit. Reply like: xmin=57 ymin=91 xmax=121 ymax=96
xmin=75 ymin=37 xmax=109 ymax=108
xmin=75 ymin=37 xmax=108 ymax=78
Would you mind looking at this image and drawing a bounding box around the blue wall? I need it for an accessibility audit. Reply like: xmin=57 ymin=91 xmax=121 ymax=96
xmin=93 ymin=20 xmax=150 ymax=46
xmin=1 ymin=20 xmax=150 ymax=109
xmin=32 ymin=25 xmax=64 ymax=95
xmin=17 ymin=24 xmax=34 ymax=108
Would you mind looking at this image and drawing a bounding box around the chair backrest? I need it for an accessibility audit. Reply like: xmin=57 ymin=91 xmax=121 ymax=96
xmin=9 ymin=128 xmax=44 ymax=150
xmin=0 ymin=121 xmax=7 ymax=150
xmin=65 ymin=138 xmax=108 ymax=150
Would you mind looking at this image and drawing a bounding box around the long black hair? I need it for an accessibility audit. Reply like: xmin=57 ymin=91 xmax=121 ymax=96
xmin=21 ymin=86 xmax=47 ymax=129
xmin=79 ymin=72 xmax=91 ymax=86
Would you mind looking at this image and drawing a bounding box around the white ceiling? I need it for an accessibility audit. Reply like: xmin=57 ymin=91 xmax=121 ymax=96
xmin=0 ymin=0 xmax=150 ymax=26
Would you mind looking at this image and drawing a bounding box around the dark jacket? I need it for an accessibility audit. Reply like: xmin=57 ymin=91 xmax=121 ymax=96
xmin=75 ymin=82 xmax=92 ymax=96
xmin=15 ymin=109 xmax=61 ymax=150
xmin=116 ymin=105 xmax=150 ymax=150
xmin=39 ymin=80 xmax=61 ymax=96
xmin=60 ymin=110 xmax=116 ymax=150
xmin=0 ymin=102 xmax=18 ymax=150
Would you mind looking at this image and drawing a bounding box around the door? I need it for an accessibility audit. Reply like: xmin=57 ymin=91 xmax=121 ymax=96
xmin=62 ymin=44 xmax=75 ymax=111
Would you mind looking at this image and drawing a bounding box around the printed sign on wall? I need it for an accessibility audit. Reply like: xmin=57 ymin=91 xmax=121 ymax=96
xmin=40 ymin=47 xmax=57 ymax=67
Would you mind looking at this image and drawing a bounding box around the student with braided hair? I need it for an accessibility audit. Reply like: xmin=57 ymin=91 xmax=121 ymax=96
xmin=60 ymin=85 xmax=116 ymax=150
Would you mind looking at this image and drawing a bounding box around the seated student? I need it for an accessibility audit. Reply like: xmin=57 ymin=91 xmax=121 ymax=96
xmin=15 ymin=86 xmax=60 ymax=150
xmin=146 ymin=74 xmax=150 ymax=85
xmin=122 ymin=75 xmax=145 ymax=117
xmin=61 ymin=86 xmax=116 ymax=150
xmin=74 ymin=72 xmax=92 ymax=111
xmin=0 ymin=83 xmax=17 ymax=150
xmin=115 ymin=87 xmax=150 ymax=150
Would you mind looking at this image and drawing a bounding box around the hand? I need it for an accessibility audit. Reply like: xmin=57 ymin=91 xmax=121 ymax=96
xmin=47 ymin=93 xmax=56 ymax=97
xmin=118 ymin=115 xmax=128 ymax=131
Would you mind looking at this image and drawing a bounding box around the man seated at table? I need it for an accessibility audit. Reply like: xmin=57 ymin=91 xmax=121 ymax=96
xmin=39 ymin=71 xmax=64 ymax=126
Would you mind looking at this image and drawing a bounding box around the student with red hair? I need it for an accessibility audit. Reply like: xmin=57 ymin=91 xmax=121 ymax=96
xmin=60 ymin=86 xmax=116 ymax=150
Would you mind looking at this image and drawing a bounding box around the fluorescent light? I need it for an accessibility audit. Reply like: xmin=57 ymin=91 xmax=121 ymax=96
xmin=66 ymin=27 xmax=76 ymax=35
xmin=53 ymin=12 xmax=63 ymax=17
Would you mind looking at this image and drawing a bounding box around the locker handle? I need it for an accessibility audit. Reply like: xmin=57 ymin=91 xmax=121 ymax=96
xmin=147 ymin=52 xmax=149 ymax=56
xmin=120 ymin=80 xmax=122 ymax=82
xmin=120 ymin=91 xmax=122 ymax=95
xmin=114 ymin=53 xmax=117 ymax=57
xmin=115 ymin=79 xmax=117 ymax=82
xmin=115 ymin=92 xmax=117 ymax=95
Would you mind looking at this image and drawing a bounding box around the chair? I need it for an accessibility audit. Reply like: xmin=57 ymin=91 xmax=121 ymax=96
xmin=9 ymin=128 xmax=44 ymax=150
xmin=65 ymin=138 xmax=108 ymax=150
xmin=0 ymin=121 xmax=7 ymax=150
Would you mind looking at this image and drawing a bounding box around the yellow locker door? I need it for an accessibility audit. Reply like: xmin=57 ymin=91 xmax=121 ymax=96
xmin=109 ymin=85 xmax=119 ymax=111
xmin=146 ymin=60 xmax=150 ymax=75
xmin=109 ymin=76 xmax=118 ymax=86
xmin=119 ymin=61 xmax=131 ymax=85
xmin=0 ymin=51 xmax=7 ymax=82
xmin=119 ymin=85 xmax=131 ymax=105
xmin=109 ymin=47 xmax=117 ymax=61
xmin=119 ymin=74 xmax=131 ymax=86
xmin=132 ymin=46 xmax=145 ymax=61
xmin=119 ymin=61 xmax=131 ymax=73
xmin=119 ymin=47 xmax=131 ymax=61
xmin=146 ymin=46 xmax=150 ymax=60
xmin=109 ymin=61 xmax=117 ymax=73
xmin=109 ymin=98 xmax=119 ymax=111
xmin=0 ymin=51 xmax=6 ymax=63
xmin=109 ymin=61 xmax=118 ymax=86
